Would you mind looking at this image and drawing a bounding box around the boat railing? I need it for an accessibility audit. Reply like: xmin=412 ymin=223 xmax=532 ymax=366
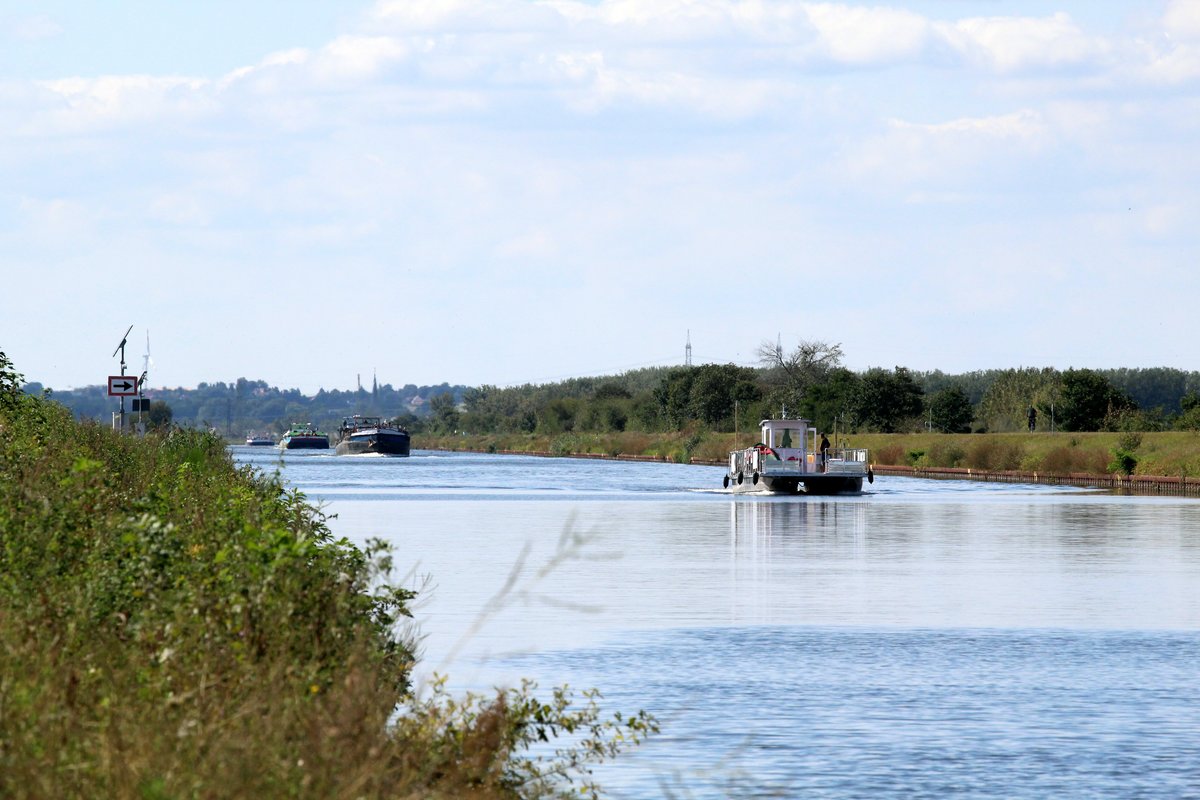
xmin=824 ymin=448 xmax=870 ymax=474
xmin=745 ymin=448 xmax=869 ymax=476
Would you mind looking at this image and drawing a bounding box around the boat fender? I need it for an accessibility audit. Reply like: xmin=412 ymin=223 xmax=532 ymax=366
xmin=752 ymin=472 xmax=759 ymax=485
xmin=737 ymin=472 xmax=744 ymax=485
xmin=867 ymin=468 xmax=874 ymax=484
xmin=723 ymin=474 xmax=730 ymax=489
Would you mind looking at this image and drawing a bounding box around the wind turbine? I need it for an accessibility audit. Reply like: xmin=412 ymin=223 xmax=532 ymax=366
xmin=140 ymin=330 xmax=153 ymax=391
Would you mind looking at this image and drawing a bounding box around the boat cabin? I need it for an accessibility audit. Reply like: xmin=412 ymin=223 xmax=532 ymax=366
xmin=730 ymin=417 xmax=844 ymax=476
xmin=757 ymin=418 xmax=822 ymax=473
xmin=341 ymin=415 xmax=383 ymax=432
xmin=760 ymin=419 xmax=816 ymax=457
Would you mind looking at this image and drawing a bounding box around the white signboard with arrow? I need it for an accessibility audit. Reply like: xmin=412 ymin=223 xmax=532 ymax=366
xmin=107 ymin=375 xmax=139 ymax=396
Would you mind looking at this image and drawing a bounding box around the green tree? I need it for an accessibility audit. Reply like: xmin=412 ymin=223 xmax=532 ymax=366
xmin=976 ymin=367 xmax=1061 ymax=432
xmin=1058 ymin=368 xmax=1136 ymax=432
xmin=799 ymin=367 xmax=861 ymax=433
xmin=652 ymin=365 xmax=762 ymax=430
xmin=147 ymin=400 xmax=173 ymax=430
xmin=536 ymin=398 xmax=578 ymax=434
xmin=428 ymin=392 xmax=461 ymax=434
xmin=653 ymin=368 xmax=695 ymax=429
xmin=929 ymin=385 xmax=975 ymax=433
xmin=1176 ymin=392 xmax=1200 ymax=430
xmin=689 ymin=364 xmax=761 ymax=428
xmin=756 ymin=338 xmax=844 ymax=411
xmin=1105 ymin=367 xmax=1188 ymax=414
xmin=852 ymin=367 xmax=925 ymax=433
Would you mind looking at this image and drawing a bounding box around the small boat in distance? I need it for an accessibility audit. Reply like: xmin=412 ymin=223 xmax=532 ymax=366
xmin=245 ymin=432 xmax=275 ymax=446
xmin=279 ymin=423 xmax=330 ymax=450
xmin=335 ymin=415 xmax=410 ymax=457
xmin=725 ymin=418 xmax=872 ymax=494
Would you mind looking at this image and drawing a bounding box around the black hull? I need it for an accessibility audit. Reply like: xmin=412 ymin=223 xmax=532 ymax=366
xmin=335 ymin=431 xmax=410 ymax=457
xmin=283 ymin=437 xmax=329 ymax=450
xmin=724 ymin=473 xmax=864 ymax=495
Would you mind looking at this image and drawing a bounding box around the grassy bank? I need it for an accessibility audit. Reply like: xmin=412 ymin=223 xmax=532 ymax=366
xmin=420 ymin=429 xmax=1200 ymax=478
xmin=0 ymin=354 xmax=654 ymax=799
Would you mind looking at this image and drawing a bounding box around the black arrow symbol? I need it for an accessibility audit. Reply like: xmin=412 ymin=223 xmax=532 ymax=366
xmin=113 ymin=380 xmax=133 ymax=390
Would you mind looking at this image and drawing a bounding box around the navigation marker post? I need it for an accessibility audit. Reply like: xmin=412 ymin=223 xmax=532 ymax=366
xmin=109 ymin=325 xmax=134 ymax=431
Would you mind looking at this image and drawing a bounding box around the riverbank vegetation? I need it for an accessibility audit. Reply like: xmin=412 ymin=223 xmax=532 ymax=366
xmin=34 ymin=342 xmax=1200 ymax=442
xmin=28 ymin=337 xmax=1200 ymax=477
xmin=418 ymin=428 xmax=1200 ymax=479
xmin=0 ymin=350 xmax=655 ymax=799
xmin=412 ymin=340 xmax=1200 ymax=478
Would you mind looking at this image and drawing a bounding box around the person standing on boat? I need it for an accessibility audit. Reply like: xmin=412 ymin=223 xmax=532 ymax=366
xmin=819 ymin=434 xmax=830 ymax=472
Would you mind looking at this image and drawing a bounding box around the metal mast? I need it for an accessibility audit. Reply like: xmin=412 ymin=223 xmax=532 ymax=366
xmin=685 ymin=330 xmax=693 ymax=367
xmin=112 ymin=324 xmax=132 ymax=431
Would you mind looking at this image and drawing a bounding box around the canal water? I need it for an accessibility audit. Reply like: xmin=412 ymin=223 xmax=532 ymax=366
xmin=233 ymin=447 xmax=1200 ymax=798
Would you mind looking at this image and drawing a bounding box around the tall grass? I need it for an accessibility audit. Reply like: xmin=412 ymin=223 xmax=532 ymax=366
xmin=0 ymin=352 xmax=655 ymax=799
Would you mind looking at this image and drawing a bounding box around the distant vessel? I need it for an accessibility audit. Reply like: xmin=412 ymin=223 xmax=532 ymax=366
xmin=725 ymin=418 xmax=872 ymax=494
xmin=245 ymin=432 xmax=275 ymax=446
xmin=279 ymin=423 xmax=329 ymax=450
xmin=335 ymin=415 xmax=410 ymax=456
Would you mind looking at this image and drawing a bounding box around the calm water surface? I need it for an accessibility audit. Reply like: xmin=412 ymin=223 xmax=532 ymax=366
xmin=234 ymin=447 xmax=1200 ymax=798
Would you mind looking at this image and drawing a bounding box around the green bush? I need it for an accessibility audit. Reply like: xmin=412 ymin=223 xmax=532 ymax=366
xmin=922 ymin=442 xmax=966 ymax=468
xmin=1108 ymin=432 xmax=1142 ymax=475
xmin=966 ymin=438 xmax=1023 ymax=471
xmin=0 ymin=351 xmax=655 ymax=798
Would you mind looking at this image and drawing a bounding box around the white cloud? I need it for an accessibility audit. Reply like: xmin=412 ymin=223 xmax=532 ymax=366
xmin=16 ymin=196 xmax=100 ymax=242
xmin=312 ymin=35 xmax=412 ymax=82
xmin=148 ymin=193 xmax=211 ymax=227
xmin=1135 ymin=1 xmax=1200 ymax=85
xmin=370 ymin=0 xmax=564 ymax=34
xmin=847 ymin=109 xmax=1050 ymax=186
xmin=6 ymin=1 xmax=1172 ymax=141
xmin=5 ymin=1 xmax=1200 ymax=389
xmin=11 ymin=14 xmax=63 ymax=41
xmin=1163 ymin=0 xmax=1200 ymax=40
xmin=804 ymin=3 xmax=931 ymax=64
xmin=494 ymin=229 xmax=558 ymax=259
xmin=34 ymin=75 xmax=215 ymax=132
xmin=939 ymin=12 xmax=1104 ymax=73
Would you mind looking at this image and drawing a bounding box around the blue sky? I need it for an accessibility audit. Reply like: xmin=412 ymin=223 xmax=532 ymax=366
xmin=2 ymin=0 xmax=1197 ymax=393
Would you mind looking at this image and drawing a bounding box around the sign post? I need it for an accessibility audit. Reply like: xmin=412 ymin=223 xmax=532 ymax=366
xmin=110 ymin=325 xmax=134 ymax=431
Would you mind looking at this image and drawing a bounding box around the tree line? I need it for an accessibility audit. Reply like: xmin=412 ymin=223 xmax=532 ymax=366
xmin=25 ymin=377 xmax=470 ymax=437
xmin=442 ymin=340 xmax=1200 ymax=438
xmin=30 ymin=340 xmax=1200 ymax=437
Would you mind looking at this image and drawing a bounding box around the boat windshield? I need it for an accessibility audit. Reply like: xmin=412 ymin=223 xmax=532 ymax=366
xmin=762 ymin=423 xmax=807 ymax=450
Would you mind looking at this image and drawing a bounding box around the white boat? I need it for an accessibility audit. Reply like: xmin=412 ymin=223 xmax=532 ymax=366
xmin=725 ymin=418 xmax=873 ymax=494
xmin=245 ymin=432 xmax=275 ymax=446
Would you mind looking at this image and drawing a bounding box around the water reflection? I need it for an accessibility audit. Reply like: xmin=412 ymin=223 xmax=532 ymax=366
xmin=728 ymin=497 xmax=869 ymax=543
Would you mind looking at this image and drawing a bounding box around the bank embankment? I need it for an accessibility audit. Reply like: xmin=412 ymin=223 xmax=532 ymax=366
xmin=420 ymin=429 xmax=1200 ymax=497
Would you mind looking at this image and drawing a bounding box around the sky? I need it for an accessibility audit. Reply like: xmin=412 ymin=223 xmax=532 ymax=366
xmin=2 ymin=0 xmax=1198 ymax=394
